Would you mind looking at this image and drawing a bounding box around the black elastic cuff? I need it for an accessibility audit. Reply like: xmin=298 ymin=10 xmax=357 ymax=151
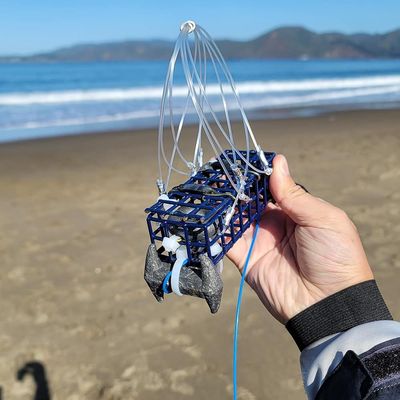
xmin=286 ymin=280 xmax=393 ymax=351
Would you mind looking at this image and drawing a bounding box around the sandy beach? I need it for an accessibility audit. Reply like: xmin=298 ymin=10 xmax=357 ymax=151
xmin=0 ymin=109 xmax=399 ymax=400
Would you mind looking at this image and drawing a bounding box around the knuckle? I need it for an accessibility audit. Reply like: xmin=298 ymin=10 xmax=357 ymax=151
xmin=278 ymin=184 xmax=307 ymax=212
xmin=287 ymin=184 xmax=307 ymax=200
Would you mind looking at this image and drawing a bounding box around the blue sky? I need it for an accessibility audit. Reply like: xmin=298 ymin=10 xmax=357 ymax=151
xmin=1 ymin=0 xmax=400 ymax=55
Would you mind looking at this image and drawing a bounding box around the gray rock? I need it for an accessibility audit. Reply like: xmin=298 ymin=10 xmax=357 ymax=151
xmin=144 ymin=244 xmax=223 ymax=313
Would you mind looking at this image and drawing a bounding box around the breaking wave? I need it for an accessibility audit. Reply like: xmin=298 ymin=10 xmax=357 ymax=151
xmin=1 ymin=75 xmax=400 ymax=106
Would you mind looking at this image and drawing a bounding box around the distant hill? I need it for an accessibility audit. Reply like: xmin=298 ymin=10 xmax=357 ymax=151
xmin=2 ymin=26 xmax=400 ymax=62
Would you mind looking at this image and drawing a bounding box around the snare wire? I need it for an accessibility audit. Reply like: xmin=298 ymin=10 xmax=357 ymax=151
xmin=158 ymin=23 xmax=267 ymax=197
xmin=183 ymin=34 xmax=249 ymax=180
xmin=194 ymin=26 xmax=267 ymax=174
xmin=181 ymin=38 xmax=241 ymax=193
xmin=197 ymin=26 xmax=262 ymax=155
xmin=165 ymin=32 xmax=202 ymax=187
xmin=159 ymin=31 xmax=199 ymax=181
xmin=182 ymin=26 xmax=267 ymax=177
xmin=193 ymin=30 xmax=237 ymax=165
xmin=192 ymin=34 xmax=207 ymax=170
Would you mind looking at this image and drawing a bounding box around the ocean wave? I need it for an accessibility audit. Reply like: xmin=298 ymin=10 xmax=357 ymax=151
xmin=3 ymin=84 xmax=400 ymax=131
xmin=1 ymin=110 xmax=160 ymax=130
xmin=243 ymin=84 xmax=400 ymax=108
xmin=1 ymin=75 xmax=400 ymax=106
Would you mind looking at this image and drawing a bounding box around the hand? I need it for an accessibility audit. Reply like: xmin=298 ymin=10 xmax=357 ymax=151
xmin=227 ymin=155 xmax=373 ymax=324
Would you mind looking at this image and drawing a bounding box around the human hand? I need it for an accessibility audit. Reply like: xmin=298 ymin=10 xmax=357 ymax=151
xmin=227 ymin=155 xmax=373 ymax=324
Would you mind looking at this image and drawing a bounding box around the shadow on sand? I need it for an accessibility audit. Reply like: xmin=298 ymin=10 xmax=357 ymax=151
xmin=17 ymin=361 xmax=51 ymax=400
xmin=0 ymin=361 xmax=51 ymax=400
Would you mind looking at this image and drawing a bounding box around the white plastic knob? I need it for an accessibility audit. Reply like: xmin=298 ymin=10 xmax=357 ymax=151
xmin=162 ymin=235 xmax=181 ymax=253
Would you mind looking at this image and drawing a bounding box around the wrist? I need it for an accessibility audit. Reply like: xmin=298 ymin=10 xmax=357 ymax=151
xmin=285 ymin=280 xmax=393 ymax=351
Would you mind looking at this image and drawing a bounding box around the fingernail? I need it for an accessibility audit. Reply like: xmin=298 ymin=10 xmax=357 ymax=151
xmin=280 ymin=155 xmax=290 ymax=176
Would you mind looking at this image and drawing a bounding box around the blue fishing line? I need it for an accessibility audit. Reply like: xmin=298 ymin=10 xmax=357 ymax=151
xmin=233 ymin=221 xmax=260 ymax=400
xmin=162 ymin=271 xmax=172 ymax=294
xmin=162 ymin=259 xmax=188 ymax=295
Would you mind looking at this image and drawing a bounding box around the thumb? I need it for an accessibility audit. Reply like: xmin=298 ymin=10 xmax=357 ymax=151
xmin=269 ymin=155 xmax=333 ymax=226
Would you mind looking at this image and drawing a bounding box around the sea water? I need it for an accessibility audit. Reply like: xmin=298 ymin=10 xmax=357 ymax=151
xmin=0 ymin=59 xmax=399 ymax=142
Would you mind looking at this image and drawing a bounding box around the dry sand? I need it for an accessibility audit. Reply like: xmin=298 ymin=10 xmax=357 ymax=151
xmin=0 ymin=109 xmax=399 ymax=400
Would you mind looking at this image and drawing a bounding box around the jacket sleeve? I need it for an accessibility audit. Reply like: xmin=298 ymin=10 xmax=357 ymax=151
xmin=284 ymin=280 xmax=400 ymax=399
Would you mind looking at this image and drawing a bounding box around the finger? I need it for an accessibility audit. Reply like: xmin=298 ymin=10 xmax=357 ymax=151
xmin=269 ymin=154 xmax=336 ymax=226
xmin=266 ymin=201 xmax=281 ymax=211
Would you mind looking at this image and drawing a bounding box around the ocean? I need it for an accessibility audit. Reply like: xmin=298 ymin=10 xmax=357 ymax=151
xmin=1 ymin=59 xmax=400 ymax=142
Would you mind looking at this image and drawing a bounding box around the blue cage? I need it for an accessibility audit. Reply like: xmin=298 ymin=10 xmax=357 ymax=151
xmin=145 ymin=150 xmax=275 ymax=268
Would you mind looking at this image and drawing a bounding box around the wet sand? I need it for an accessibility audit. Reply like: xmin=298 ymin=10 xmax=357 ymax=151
xmin=0 ymin=109 xmax=399 ymax=399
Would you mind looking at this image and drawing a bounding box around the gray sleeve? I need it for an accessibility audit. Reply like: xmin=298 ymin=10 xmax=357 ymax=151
xmin=300 ymin=320 xmax=400 ymax=399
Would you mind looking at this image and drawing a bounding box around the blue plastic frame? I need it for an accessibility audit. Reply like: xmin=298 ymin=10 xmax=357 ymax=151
xmin=145 ymin=150 xmax=275 ymax=267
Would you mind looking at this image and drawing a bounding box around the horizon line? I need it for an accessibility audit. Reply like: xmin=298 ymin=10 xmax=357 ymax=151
xmin=1 ymin=24 xmax=399 ymax=58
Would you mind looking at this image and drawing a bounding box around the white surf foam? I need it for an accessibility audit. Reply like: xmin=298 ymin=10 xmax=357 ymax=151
xmin=4 ymin=84 xmax=400 ymax=132
xmin=1 ymin=75 xmax=400 ymax=106
xmin=242 ymin=85 xmax=400 ymax=108
xmin=1 ymin=109 xmax=161 ymax=131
